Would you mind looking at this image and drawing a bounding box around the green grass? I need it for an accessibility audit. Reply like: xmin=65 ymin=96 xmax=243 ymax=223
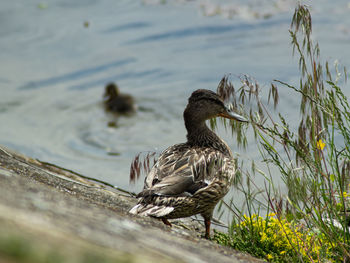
xmin=213 ymin=213 xmax=343 ymax=262
xmin=212 ymin=4 xmax=350 ymax=262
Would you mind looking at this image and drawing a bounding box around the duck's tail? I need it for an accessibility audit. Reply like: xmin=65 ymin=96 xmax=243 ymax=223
xmin=129 ymin=203 xmax=174 ymax=217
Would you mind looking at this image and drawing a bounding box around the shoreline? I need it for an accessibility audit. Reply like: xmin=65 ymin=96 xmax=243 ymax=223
xmin=0 ymin=145 xmax=263 ymax=263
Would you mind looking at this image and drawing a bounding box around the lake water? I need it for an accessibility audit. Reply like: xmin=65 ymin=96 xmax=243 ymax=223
xmin=1 ymin=0 xmax=350 ymax=215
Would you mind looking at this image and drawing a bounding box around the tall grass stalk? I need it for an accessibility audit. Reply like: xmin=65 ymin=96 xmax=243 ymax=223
xmin=213 ymin=4 xmax=350 ymax=262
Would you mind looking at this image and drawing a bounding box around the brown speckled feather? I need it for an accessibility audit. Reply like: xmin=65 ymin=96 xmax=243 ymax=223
xmin=145 ymin=143 xmax=234 ymax=193
xmin=130 ymin=142 xmax=235 ymax=218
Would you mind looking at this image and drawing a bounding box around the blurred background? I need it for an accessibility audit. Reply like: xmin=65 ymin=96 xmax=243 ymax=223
xmin=0 ymin=0 xmax=349 ymax=199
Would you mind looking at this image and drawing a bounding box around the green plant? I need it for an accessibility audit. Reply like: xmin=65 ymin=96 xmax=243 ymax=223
xmin=213 ymin=213 xmax=338 ymax=262
xmin=213 ymin=4 xmax=350 ymax=262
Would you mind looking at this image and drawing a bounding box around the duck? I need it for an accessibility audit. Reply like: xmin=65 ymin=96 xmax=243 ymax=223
xmin=103 ymin=82 xmax=136 ymax=115
xmin=129 ymin=89 xmax=247 ymax=238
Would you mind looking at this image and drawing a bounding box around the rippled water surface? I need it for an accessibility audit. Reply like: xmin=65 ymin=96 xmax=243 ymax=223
xmin=1 ymin=0 xmax=350 ymax=200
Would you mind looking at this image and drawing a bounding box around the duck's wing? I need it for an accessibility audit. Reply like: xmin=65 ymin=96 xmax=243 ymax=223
xmin=140 ymin=144 xmax=234 ymax=198
xmin=130 ymin=144 xmax=235 ymax=217
xmin=138 ymin=173 xmax=194 ymax=197
xmin=140 ymin=143 xmax=194 ymax=197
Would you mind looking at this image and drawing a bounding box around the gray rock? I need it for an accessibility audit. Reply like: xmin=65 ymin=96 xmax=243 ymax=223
xmin=0 ymin=145 xmax=264 ymax=263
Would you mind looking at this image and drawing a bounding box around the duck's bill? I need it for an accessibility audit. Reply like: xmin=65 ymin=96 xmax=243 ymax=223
xmin=219 ymin=110 xmax=248 ymax=122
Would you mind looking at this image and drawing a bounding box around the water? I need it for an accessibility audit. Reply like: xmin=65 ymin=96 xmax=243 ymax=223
xmin=1 ymin=0 xmax=350 ymax=211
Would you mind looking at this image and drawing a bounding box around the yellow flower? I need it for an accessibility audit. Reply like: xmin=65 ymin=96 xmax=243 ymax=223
xmin=261 ymin=232 xmax=268 ymax=242
xmin=316 ymin=139 xmax=325 ymax=150
xmin=343 ymin=191 xmax=348 ymax=198
xmin=233 ymin=214 xmax=340 ymax=262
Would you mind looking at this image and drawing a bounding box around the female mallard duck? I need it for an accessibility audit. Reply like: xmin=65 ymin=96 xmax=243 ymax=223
xmin=129 ymin=89 xmax=247 ymax=238
xmin=103 ymin=83 xmax=135 ymax=115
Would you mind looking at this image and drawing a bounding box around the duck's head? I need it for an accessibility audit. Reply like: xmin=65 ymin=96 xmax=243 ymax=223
xmin=184 ymin=89 xmax=247 ymax=125
xmin=104 ymin=83 xmax=120 ymax=100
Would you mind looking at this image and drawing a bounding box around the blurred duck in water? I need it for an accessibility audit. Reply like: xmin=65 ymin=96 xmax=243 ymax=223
xmin=103 ymin=83 xmax=136 ymax=116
